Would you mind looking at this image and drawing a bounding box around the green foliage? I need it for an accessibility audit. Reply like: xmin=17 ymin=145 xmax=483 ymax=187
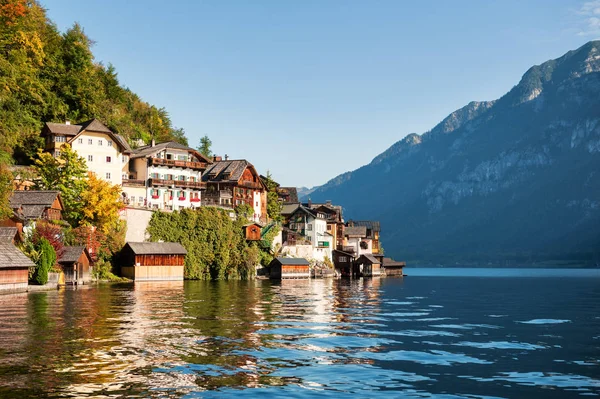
xmin=263 ymin=171 xmax=282 ymax=222
xmin=0 ymin=1 xmax=188 ymax=163
xmin=92 ymin=258 xmax=124 ymax=281
xmin=0 ymin=162 xmax=13 ymax=220
xmin=234 ymin=203 xmax=254 ymax=221
xmin=197 ymin=135 xmax=212 ymax=158
xmin=33 ymin=145 xmax=88 ymax=225
xmin=33 ymin=237 xmax=55 ymax=285
xmin=147 ymin=208 xmax=262 ymax=280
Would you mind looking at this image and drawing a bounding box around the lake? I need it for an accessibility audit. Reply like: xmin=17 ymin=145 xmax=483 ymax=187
xmin=0 ymin=268 xmax=599 ymax=398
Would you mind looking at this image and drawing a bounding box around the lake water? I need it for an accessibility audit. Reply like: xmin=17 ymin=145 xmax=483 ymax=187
xmin=0 ymin=269 xmax=599 ymax=398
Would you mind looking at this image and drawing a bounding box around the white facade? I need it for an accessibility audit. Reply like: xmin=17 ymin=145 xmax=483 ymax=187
xmin=346 ymin=236 xmax=373 ymax=256
xmin=123 ymin=145 xmax=205 ymax=211
xmin=71 ymin=131 xmax=127 ymax=186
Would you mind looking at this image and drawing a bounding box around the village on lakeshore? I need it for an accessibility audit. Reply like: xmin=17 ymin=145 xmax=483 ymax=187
xmin=0 ymin=119 xmax=404 ymax=292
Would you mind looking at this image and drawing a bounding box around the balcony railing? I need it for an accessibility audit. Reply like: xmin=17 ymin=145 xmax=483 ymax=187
xmin=122 ymin=179 xmax=146 ymax=187
xmin=150 ymin=158 xmax=208 ymax=170
xmin=148 ymin=178 xmax=206 ymax=189
xmin=238 ymin=181 xmax=263 ymax=190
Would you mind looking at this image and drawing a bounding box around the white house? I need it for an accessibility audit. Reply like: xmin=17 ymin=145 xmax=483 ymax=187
xmin=285 ymin=205 xmax=333 ymax=262
xmin=41 ymin=119 xmax=132 ymax=186
xmin=123 ymin=141 xmax=211 ymax=211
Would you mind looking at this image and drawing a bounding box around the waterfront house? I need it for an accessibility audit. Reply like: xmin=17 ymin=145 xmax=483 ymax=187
xmin=0 ymin=228 xmax=34 ymax=291
xmin=41 ymin=119 xmax=132 ymax=186
xmin=285 ymin=204 xmax=333 ymax=262
xmin=269 ymin=257 xmax=310 ymax=279
xmin=353 ymin=254 xmax=382 ymax=277
xmin=1 ymin=191 xmax=64 ymax=236
xmin=120 ymin=242 xmax=186 ymax=281
xmin=202 ymin=159 xmax=267 ymax=223
xmin=124 ymin=140 xmax=211 ymax=210
xmin=243 ymin=223 xmax=262 ymax=241
xmin=347 ymin=220 xmax=382 ymax=255
xmin=307 ymin=201 xmax=345 ymax=250
xmin=58 ymin=246 xmax=93 ymax=285
xmin=382 ymin=258 xmax=405 ymax=276
xmin=332 ymin=249 xmax=355 ymax=277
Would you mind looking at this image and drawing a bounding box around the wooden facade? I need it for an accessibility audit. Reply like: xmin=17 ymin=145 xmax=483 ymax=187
xmin=382 ymin=258 xmax=405 ymax=276
xmin=58 ymin=246 xmax=93 ymax=285
xmin=353 ymin=254 xmax=382 ymax=277
xmin=120 ymin=242 xmax=186 ymax=281
xmin=243 ymin=223 xmax=262 ymax=241
xmin=0 ymin=233 xmax=34 ymax=291
xmin=270 ymin=257 xmax=310 ymax=279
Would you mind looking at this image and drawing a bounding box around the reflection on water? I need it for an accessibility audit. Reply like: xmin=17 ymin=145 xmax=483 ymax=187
xmin=0 ymin=271 xmax=599 ymax=398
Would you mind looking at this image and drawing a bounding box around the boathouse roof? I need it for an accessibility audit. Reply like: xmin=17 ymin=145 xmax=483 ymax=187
xmin=0 ymin=227 xmax=18 ymax=242
xmin=273 ymin=257 xmax=310 ymax=266
xmin=382 ymin=258 xmax=405 ymax=268
xmin=59 ymin=246 xmax=91 ymax=264
xmin=125 ymin=242 xmax=187 ymax=255
xmin=0 ymin=242 xmax=35 ymax=269
xmin=357 ymin=254 xmax=381 ymax=264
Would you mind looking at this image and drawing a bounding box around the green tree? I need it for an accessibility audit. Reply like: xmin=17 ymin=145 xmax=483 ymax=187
xmin=263 ymin=171 xmax=282 ymax=222
xmin=33 ymin=237 xmax=55 ymax=285
xmin=33 ymin=145 xmax=88 ymax=225
xmin=197 ymin=135 xmax=212 ymax=158
xmin=0 ymin=161 xmax=13 ymax=220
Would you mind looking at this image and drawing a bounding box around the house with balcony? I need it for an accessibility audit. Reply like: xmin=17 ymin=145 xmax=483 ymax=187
xmin=346 ymin=220 xmax=382 ymax=255
xmin=201 ymin=159 xmax=267 ymax=223
xmin=41 ymin=119 xmax=132 ymax=186
xmin=284 ymin=204 xmax=333 ymax=262
xmin=123 ymin=141 xmax=211 ymax=210
xmin=306 ymin=201 xmax=345 ymax=251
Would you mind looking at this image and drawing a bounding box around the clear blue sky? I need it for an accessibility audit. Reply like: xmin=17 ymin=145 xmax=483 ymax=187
xmin=42 ymin=0 xmax=599 ymax=188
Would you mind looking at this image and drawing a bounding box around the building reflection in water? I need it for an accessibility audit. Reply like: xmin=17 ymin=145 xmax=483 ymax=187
xmin=0 ymin=277 xmax=388 ymax=397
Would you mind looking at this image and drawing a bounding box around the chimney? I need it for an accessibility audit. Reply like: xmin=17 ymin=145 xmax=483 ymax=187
xmin=65 ymin=120 xmax=70 ymax=125
xmin=225 ymin=154 xmax=229 ymax=161
xmin=308 ymin=198 xmax=312 ymax=208
xmin=213 ymin=155 xmax=222 ymax=162
xmin=326 ymin=200 xmax=332 ymax=205
xmin=151 ymin=138 xmax=155 ymax=147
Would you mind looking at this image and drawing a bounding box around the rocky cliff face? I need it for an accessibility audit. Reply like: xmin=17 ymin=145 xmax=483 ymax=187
xmin=306 ymin=41 xmax=600 ymax=264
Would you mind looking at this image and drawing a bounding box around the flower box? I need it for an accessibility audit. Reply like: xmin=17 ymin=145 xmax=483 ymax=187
xmin=151 ymin=195 xmax=159 ymax=199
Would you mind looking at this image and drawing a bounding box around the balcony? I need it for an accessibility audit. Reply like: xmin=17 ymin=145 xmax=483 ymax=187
xmin=150 ymin=157 xmax=208 ymax=170
xmin=122 ymin=179 xmax=146 ymax=187
xmin=238 ymin=181 xmax=263 ymax=190
xmin=148 ymin=178 xmax=206 ymax=189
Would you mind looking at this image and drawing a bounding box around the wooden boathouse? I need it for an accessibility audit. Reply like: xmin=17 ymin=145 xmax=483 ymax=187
xmin=0 ymin=227 xmax=34 ymax=291
xmin=382 ymin=258 xmax=405 ymax=276
xmin=120 ymin=242 xmax=186 ymax=281
xmin=269 ymin=257 xmax=310 ymax=279
xmin=58 ymin=246 xmax=93 ymax=285
xmin=353 ymin=254 xmax=382 ymax=277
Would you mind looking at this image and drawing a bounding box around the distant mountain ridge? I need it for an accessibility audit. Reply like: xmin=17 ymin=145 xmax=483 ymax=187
xmin=305 ymin=41 xmax=600 ymax=264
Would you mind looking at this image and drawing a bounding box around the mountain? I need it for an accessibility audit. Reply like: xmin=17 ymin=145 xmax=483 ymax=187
xmin=305 ymin=41 xmax=600 ymax=265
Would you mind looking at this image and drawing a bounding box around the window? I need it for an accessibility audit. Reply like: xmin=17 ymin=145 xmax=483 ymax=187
xmin=88 ymin=155 xmax=93 ymax=162
xmin=107 ymin=140 xmax=113 ymax=147
xmin=307 ymin=224 xmax=313 ymax=231
xmin=54 ymin=135 xmax=66 ymax=143
xmin=327 ymin=225 xmax=332 ymax=231
xmin=138 ymin=196 xmax=144 ymax=203
xmin=255 ymin=202 xmax=258 ymax=207
xmin=98 ymin=140 xmax=103 ymax=146
xmin=122 ymin=155 xmax=127 ymax=163
xmin=339 ymin=256 xmax=348 ymax=263
xmin=88 ymin=139 xmax=93 ymax=145
xmin=179 ymin=175 xmax=186 ymax=181
xmin=105 ymin=173 xmax=111 ymax=179
xmin=78 ymin=138 xmax=83 ymax=144
xmin=54 ymin=150 xmax=61 ymax=157
xmin=106 ymin=156 xmax=112 ymax=163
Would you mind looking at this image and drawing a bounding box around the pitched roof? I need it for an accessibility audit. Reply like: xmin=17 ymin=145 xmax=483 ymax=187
xmin=274 ymin=257 xmax=310 ymax=266
xmin=358 ymin=254 xmax=380 ymax=264
xmin=78 ymin=119 xmax=113 ymax=133
xmin=348 ymin=220 xmax=381 ymax=232
xmin=281 ymin=203 xmax=300 ymax=216
xmin=9 ymin=190 xmax=60 ymax=207
xmin=277 ymin=187 xmax=298 ymax=203
xmin=58 ymin=246 xmax=89 ymax=264
xmin=0 ymin=227 xmax=18 ymax=243
xmin=44 ymin=122 xmax=82 ymax=136
xmin=0 ymin=242 xmax=35 ymax=269
xmin=125 ymin=242 xmax=187 ymax=255
xmin=131 ymin=141 xmax=209 ymax=162
xmin=344 ymin=226 xmax=367 ymax=237
xmin=382 ymin=258 xmax=405 ymax=267
xmin=43 ymin=119 xmax=132 ymax=154
xmin=202 ymin=160 xmax=252 ymax=183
